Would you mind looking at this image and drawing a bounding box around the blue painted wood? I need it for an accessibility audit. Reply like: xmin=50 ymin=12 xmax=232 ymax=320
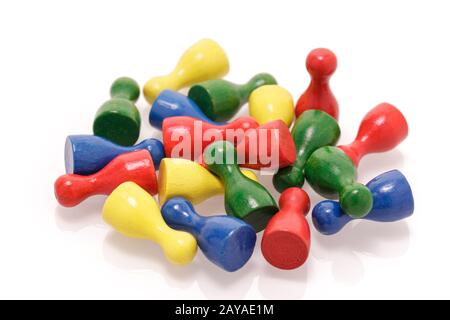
xmin=312 ymin=170 xmax=414 ymax=235
xmin=65 ymin=135 xmax=165 ymax=175
xmin=161 ymin=197 xmax=257 ymax=272
xmin=149 ymin=90 xmax=223 ymax=130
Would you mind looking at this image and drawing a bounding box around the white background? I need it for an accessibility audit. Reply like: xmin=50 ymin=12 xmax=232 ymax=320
xmin=0 ymin=0 xmax=448 ymax=299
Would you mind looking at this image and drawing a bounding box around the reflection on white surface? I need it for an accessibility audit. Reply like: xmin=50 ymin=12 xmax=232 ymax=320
xmin=312 ymin=220 xmax=410 ymax=285
xmin=52 ymin=148 xmax=411 ymax=298
xmin=54 ymin=196 xmax=105 ymax=231
xmin=101 ymin=231 xmax=310 ymax=299
xmin=102 ymin=230 xmax=257 ymax=299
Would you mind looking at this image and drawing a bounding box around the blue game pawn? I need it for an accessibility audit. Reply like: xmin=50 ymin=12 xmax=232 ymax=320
xmin=65 ymin=135 xmax=165 ymax=175
xmin=149 ymin=90 xmax=223 ymax=130
xmin=161 ymin=197 xmax=257 ymax=272
xmin=312 ymin=170 xmax=414 ymax=235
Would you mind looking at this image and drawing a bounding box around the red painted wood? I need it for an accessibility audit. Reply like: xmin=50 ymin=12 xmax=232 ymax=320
xmin=295 ymin=48 xmax=339 ymax=119
xmin=162 ymin=116 xmax=259 ymax=159
xmin=54 ymin=150 xmax=157 ymax=207
xmin=261 ymin=188 xmax=311 ymax=270
xmin=236 ymin=120 xmax=296 ymax=169
xmin=164 ymin=116 xmax=295 ymax=170
xmin=338 ymin=103 xmax=409 ymax=166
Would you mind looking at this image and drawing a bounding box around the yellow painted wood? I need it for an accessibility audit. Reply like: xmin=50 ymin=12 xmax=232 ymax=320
xmin=102 ymin=182 xmax=197 ymax=265
xmin=143 ymin=39 xmax=230 ymax=103
xmin=158 ymin=158 xmax=257 ymax=205
xmin=249 ymin=85 xmax=294 ymax=126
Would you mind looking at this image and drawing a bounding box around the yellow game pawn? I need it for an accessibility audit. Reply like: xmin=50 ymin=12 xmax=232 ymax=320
xmin=102 ymin=182 xmax=197 ymax=265
xmin=249 ymin=85 xmax=294 ymax=126
xmin=143 ymin=39 xmax=230 ymax=103
xmin=158 ymin=158 xmax=257 ymax=205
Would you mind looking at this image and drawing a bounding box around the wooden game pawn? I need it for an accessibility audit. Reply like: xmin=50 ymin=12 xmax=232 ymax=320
xmin=204 ymin=141 xmax=278 ymax=232
xmin=295 ymin=48 xmax=339 ymax=119
xmin=305 ymin=146 xmax=373 ymax=218
xmin=143 ymin=39 xmax=229 ymax=103
xmin=54 ymin=150 xmax=157 ymax=207
xmin=312 ymin=170 xmax=414 ymax=235
xmin=93 ymin=77 xmax=141 ymax=146
xmin=65 ymin=135 xmax=164 ymax=175
xmin=162 ymin=116 xmax=259 ymax=159
xmin=103 ymin=182 xmax=197 ymax=265
xmin=338 ymin=103 xmax=408 ymax=166
xmin=188 ymin=73 xmax=277 ymax=121
xmin=161 ymin=197 xmax=256 ymax=272
xmin=273 ymin=110 xmax=341 ymax=193
xmin=262 ymin=188 xmax=311 ymax=270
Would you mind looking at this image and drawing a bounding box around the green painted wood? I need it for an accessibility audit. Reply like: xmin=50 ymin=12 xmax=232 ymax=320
xmin=93 ymin=77 xmax=141 ymax=146
xmin=273 ymin=110 xmax=340 ymax=192
xmin=304 ymin=146 xmax=373 ymax=218
xmin=204 ymin=140 xmax=278 ymax=233
xmin=188 ymin=73 xmax=277 ymax=121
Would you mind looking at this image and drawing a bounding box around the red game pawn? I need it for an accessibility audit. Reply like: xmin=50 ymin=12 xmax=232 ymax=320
xmin=236 ymin=120 xmax=296 ymax=170
xmin=261 ymin=188 xmax=311 ymax=270
xmin=54 ymin=150 xmax=157 ymax=207
xmin=295 ymin=48 xmax=339 ymax=119
xmin=162 ymin=116 xmax=259 ymax=159
xmin=338 ymin=103 xmax=409 ymax=166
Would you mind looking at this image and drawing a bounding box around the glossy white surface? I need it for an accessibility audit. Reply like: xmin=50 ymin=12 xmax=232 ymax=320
xmin=0 ymin=0 xmax=447 ymax=299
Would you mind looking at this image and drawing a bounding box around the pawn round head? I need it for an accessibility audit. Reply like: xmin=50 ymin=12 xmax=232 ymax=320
xmin=110 ymin=77 xmax=140 ymax=102
xmin=340 ymin=183 xmax=373 ymax=218
xmin=161 ymin=197 xmax=196 ymax=229
xmin=248 ymin=73 xmax=277 ymax=89
xmin=272 ymin=166 xmax=305 ymax=193
xmin=312 ymin=200 xmax=351 ymax=235
xmin=306 ymin=48 xmax=337 ymax=78
xmin=54 ymin=175 xmax=81 ymax=207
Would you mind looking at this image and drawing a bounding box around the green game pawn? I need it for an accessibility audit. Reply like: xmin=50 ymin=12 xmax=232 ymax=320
xmin=204 ymin=140 xmax=278 ymax=232
xmin=273 ymin=110 xmax=341 ymax=192
xmin=188 ymin=73 xmax=277 ymax=121
xmin=305 ymin=146 xmax=373 ymax=218
xmin=93 ymin=77 xmax=141 ymax=146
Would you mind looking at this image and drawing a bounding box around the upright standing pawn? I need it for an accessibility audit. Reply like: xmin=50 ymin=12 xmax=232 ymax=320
xmin=188 ymin=73 xmax=277 ymax=122
xmin=149 ymin=90 xmax=223 ymax=130
xmin=158 ymin=158 xmax=257 ymax=205
xmin=54 ymin=150 xmax=157 ymax=207
xmin=103 ymin=182 xmax=197 ymax=265
xmin=262 ymin=188 xmax=311 ymax=270
xmin=93 ymin=77 xmax=141 ymax=146
xmin=305 ymin=146 xmax=373 ymax=218
xmin=161 ymin=197 xmax=256 ymax=272
xmin=273 ymin=110 xmax=340 ymax=192
xmin=249 ymin=85 xmax=294 ymax=126
xmin=338 ymin=103 xmax=409 ymax=166
xmin=65 ymin=135 xmax=165 ymax=175
xmin=295 ymin=48 xmax=339 ymax=119
xmin=312 ymin=170 xmax=414 ymax=235
xmin=144 ymin=39 xmax=229 ymax=103
xmin=204 ymin=141 xmax=278 ymax=232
